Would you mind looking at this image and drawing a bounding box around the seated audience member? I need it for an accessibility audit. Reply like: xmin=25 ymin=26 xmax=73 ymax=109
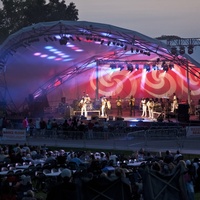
xmin=164 ymin=150 xmax=174 ymax=164
xmin=22 ymin=190 xmax=37 ymax=200
xmin=69 ymin=153 xmax=83 ymax=166
xmin=46 ymin=168 xmax=81 ymax=200
xmin=44 ymin=151 xmax=56 ymax=164
xmin=15 ymin=175 xmax=33 ymax=200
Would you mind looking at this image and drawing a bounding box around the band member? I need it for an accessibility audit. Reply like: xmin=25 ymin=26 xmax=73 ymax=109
xmin=141 ymin=98 xmax=147 ymax=117
xmin=172 ymin=93 xmax=178 ymax=112
xmin=80 ymin=96 xmax=87 ymax=117
xmin=101 ymin=96 xmax=106 ymax=117
xmin=105 ymin=98 xmax=111 ymax=117
xmin=85 ymin=94 xmax=91 ymax=104
xmin=129 ymin=95 xmax=135 ymax=116
xmin=116 ymin=96 xmax=122 ymax=116
xmin=147 ymin=99 xmax=154 ymax=119
xmin=85 ymin=94 xmax=92 ymax=111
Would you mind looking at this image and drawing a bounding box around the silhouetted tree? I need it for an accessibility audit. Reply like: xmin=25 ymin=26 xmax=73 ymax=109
xmin=0 ymin=0 xmax=79 ymax=44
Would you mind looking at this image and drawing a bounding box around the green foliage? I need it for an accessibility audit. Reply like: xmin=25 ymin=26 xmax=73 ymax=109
xmin=0 ymin=0 xmax=79 ymax=44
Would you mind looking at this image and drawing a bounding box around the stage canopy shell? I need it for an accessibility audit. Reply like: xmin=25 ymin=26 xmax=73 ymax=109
xmin=0 ymin=20 xmax=199 ymax=114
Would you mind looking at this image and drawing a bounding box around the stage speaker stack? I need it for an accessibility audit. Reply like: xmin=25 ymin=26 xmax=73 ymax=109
xmin=177 ymin=104 xmax=189 ymax=122
xmin=108 ymin=116 xmax=113 ymax=121
xmin=91 ymin=115 xmax=99 ymax=120
xmin=115 ymin=116 xmax=124 ymax=121
xmin=65 ymin=106 xmax=73 ymax=118
xmin=61 ymin=97 xmax=66 ymax=104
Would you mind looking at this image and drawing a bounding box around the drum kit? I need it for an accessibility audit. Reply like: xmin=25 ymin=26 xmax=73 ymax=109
xmin=86 ymin=103 xmax=93 ymax=111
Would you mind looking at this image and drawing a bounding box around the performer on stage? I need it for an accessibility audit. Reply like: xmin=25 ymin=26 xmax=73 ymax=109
xmin=101 ymin=96 xmax=106 ymax=117
xmin=116 ymin=96 xmax=122 ymax=116
xmin=85 ymin=94 xmax=91 ymax=104
xmin=129 ymin=95 xmax=135 ymax=116
xmin=105 ymin=97 xmax=111 ymax=117
xmin=171 ymin=93 xmax=178 ymax=112
xmin=147 ymin=99 xmax=154 ymax=119
xmin=85 ymin=94 xmax=92 ymax=111
xmin=80 ymin=96 xmax=87 ymax=117
xmin=141 ymin=98 xmax=147 ymax=117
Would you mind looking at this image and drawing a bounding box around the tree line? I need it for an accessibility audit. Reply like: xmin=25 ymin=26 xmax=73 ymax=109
xmin=0 ymin=0 xmax=79 ymax=44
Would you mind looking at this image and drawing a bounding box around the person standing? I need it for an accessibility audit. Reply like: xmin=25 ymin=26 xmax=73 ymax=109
xmin=101 ymin=96 xmax=106 ymax=117
xmin=147 ymin=99 xmax=154 ymax=119
xmin=116 ymin=96 xmax=122 ymax=116
xmin=172 ymin=93 xmax=178 ymax=112
xmin=105 ymin=97 xmax=111 ymax=117
xmin=80 ymin=96 xmax=87 ymax=117
xmin=129 ymin=95 xmax=135 ymax=116
xmin=141 ymin=98 xmax=147 ymax=117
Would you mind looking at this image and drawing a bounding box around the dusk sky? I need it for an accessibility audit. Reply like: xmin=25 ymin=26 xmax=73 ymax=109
xmin=0 ymin=0 xmax=199 ymax=61
xmin=0 ymin=0 xmax=199 ymax=38
xmin=74 ymin=0 xmax=200 ymax=38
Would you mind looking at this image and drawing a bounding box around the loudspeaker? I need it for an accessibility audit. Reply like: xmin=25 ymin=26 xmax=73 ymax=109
xmin=61 ymin=97 xmax=66 ymax=104
xmin=91 ymin=115 xmax=98 ymax=120
xmin=66 ymin=107 xmax=73 ymax=118
xmin=81 ymin=116 xmax=87 ymax=120
xmin=178 ymin=114 xmax=189 ymax=122
xmin=178 ymin=104 xmax=189 ymax=114
xmin=108 ymin=116 xmax=113 ymax=121
xmin=116 ymin=117 xmax=124 ymax=121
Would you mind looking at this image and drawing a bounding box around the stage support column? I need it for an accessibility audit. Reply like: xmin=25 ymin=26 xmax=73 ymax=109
xmin=186 ymin=63 xmax=191 ymax=107
xmin=95 ymin=62 xmax=99 ymax=100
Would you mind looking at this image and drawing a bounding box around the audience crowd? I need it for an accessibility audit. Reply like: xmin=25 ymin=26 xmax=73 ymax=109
xmin=0 ymin=142 xmax=199 ymax=200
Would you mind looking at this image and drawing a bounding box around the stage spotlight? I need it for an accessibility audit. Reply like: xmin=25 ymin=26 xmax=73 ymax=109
xmin=188 ymin=45 xmax=194 ymax=54
xmin=48 ymin=36 xmax=54 ymax=42
xmin=152 ymin=64 xmax=157 ymax=70
xmin=162 ymin=62 xmax=169 ymax=72
xmin=44 ymin=37 xmax=48 ymax=42
xmin=135 ymin=64 xmax=139 ymax=70
xmin=69 ymin=36 xmax=74 ymax=41
xmin=76 ymin=36 xmax=81 ymax=41
xmin=179 ymin=46 xmax=185 ymax=55
xmin=169 ymin=63 xmax=174 ymax=70
xmin=146 ymin=64 xmax=151 ymax=72
xmin=171 ymin=47 xmax=177 ymax=55
xmin=59 ymin=36 xmax=68 ymax=45
xmin=131 ymin=48 xmax=134 ymax=53
xmin=110 ymin=64 xmax=116 ymax=69
xmin=127 ymin=64 xmax=133 ymax=72
xmin=100 ymin=40 xmax=104 ymax=45
xmin=118 ymin=64 xmax=124 ymax=71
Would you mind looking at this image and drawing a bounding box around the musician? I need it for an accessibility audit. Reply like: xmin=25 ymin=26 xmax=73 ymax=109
xmin=85 ymin=94 xmax=91 ymax=104
xmin=80 ymin=96 xmax=87 ymax=117
xmin=101 ymin=96 xmax=106 ymax=117
xmin=171 ymin=93 xmax=178 ymax=113
xmin=141 ymin=98 xmax=147 ymax=117
xmin=147 ymin=99 xmax=154 ymax=119
xmin=129 ymin=95 xmax=135 ymax=116
xmin=105 ymin=98 xmax=111 ymax=117
xmin=116 ymin=96 xmax=122 ymax=116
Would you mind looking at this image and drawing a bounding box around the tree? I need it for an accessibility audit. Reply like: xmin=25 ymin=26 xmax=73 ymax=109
xmin=0 ymin=0 xmax=79 ymax=44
